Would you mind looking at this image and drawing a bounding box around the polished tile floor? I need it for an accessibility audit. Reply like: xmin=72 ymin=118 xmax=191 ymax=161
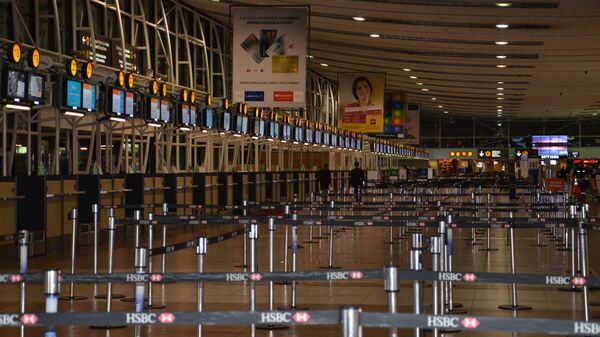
xmin=0 ymin=192 xmax=598 ymax=336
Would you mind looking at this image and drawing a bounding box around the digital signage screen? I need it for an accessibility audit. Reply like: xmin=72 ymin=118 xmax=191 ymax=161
xmin=532 ymin=135 xmax=568 ymax=158
xmin=294 ymin=127 xmax=303 ymax=142
xmin=111 ymin=88 xmax=125 ymax=115
xmin=305 ymin=129 xmax=313 ymax=143
xmin=181 ymin=104 xmax=190 ymax=125
xmin=160 ymin=100 xmax=170 ymax=122
xmin=203 ymin=108 xmax=214 ymax=128
xmin=27 ymin=73 xmax=44 ymax=105
xmin=125 ymin=91 xmax=134 ymax=117
xmin=282 ymin=124 xmax=291 ymax=140
xmin=81 ymin=83 xmax=96 ymax=112
xmin=323 ymin=132 xmax=330 ymax=146
xmin=190 ymin=106 xmax=197 ymax=126
xmin=315 ymin=130 xmax=322 ymax=144
xmin=241 ymin=116 xmax=249 ymax=134
xmin=235 ymin=115 xmax=243 ymax=133
xmin=65 ymin=79 xmax=82 ymax=109
xmin=269 ymin=121 xmax=280 ymax=139
xmin=5 ymin=69 xmax=26 ymax=101
xmin=222 ymin=111 xmax=231 ymax=131
xmin=149 ymin=98 xmax=160 ymax=120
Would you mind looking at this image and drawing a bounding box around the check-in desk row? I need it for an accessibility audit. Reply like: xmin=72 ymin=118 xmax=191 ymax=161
xmin=0 ymin=171 xmax=350 ymax=256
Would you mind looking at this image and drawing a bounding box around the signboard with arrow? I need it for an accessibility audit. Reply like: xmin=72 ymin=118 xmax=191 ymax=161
xmin=477 ymin=148 xmax=507 ymax=159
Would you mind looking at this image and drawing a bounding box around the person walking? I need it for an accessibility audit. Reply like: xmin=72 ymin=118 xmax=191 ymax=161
xmin=317 ymin=164 xmax=331 ymax=202
xmin=350 ymin=161 xmax=365 ymax=203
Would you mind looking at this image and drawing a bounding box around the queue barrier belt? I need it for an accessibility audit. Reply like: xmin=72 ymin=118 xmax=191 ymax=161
xmin=2 ymin=310 xmax=598 ymax=335
xmin=4 ymin=269 xmax=599 ymax=287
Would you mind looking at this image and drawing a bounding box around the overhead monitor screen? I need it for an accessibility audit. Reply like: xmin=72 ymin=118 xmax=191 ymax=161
xmin=323 ymin=132 xmax=330 ymax=146
xmin=235 ymin=115 xmax=243 ymax=133
xmin=282 ymin=124 xmax=291 ymax=140
xmin=241 ymin=116 xmax=249 ymax=134
xmin=149 ymin=98 xmax=160 ymax=120
xmin=181 ymin=104 xmax=190 ymax=124
xmin=160 ymin=100 xmax=170 ymax=122
xmin=532 ymin=135 xmax=568 ymax=158
xmin=269 ymin=121 xmax=280 ymax=139
xmin=81 ymin=83 xmax=96 ymax=112
xmin=204 ymin=108 xmax=214 ymax=128
xmin=5 ymin=69 xmax=26 ymax=101
xmin=65 ymin=79 xmax=82 ymax=109
xmin=331 ymin=134 xmax=338 ymax=147
xmin=305 ymin=129 xmax=313 ymax=143
xmin=111 ymin=88 xmax=125 ymax=115
xmin=294 ymin=127 xmax=303 ymax=142
xmin=222 ymin=111 xmax=231 ymax=131
xmin=27 ymin=73 xmax=44 ymax=105
xmin=125 ymin=92 xmax=134 ymax=117
xmin=190 ymin=106 xmax=197 ymax=126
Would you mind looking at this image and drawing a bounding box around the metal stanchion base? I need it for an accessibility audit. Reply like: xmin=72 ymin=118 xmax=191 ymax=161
xmin=120 ymin=297 xmax=149 ymax=302
xmin=278 ymin=305 xmax=310 ymax=311
xmin=498 ymin=304 xmax=532 ymax=311
xmin=303 ymin=240 xmax=320 ymax=244
xmin=89 ymin=325 xmax=127 ymax=330
xmin=58 ymin=295 xmax=87 ymax=301
xmin=288 ymin=244 xmax=305 ymax=249
xmin=529 ymin=243 xmax=549 ymax=247
xmin=556 ymin=247 xmax=570 ymax=251
xmin=384 ymin=241 xmax=400 ymax=245
xmin=446 ymin=308 xmax=468 ymax=314
xmin=145 ymin=304 xmax=167 ymax=309
xmin=558 ymin=286 xmax=582 ymax=292
xmin=95 ymin=293 xmax=126 ymax=299
xmin=319 ymin=265 xmax=343 ymax=269
xmin=274 ymin=281 xmax=291 ymax=285
xmin=256 ymin=324 xmax=289 ymax=330
xmin=233 ymin=264 xmax=249 ymax=268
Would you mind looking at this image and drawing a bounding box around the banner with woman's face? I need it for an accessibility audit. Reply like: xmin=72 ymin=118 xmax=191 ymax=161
xmin=338 ymin=72 xmax=385 ymax=133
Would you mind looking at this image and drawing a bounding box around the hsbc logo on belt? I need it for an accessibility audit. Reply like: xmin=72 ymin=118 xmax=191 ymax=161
xmin=260 ymin=312 xmax=292 ymax=324
xmin=326 ymin=272 xmax=364 ymax=280
xmin=427 ymin=316 xmax=459 ymax=328
xmin=157 ymin=313 xmax=176 ymax=324
xmin=20 ymin=314 xmax=38 ymax=326
xmin=126 ymin=313 xmax=157 ymax=324
xmin=438 ymin=272 xmax=462 ymax=281
xmin=126 ymin=274 xmax=149 ymax=282
xmin=461 ymin=317 xmax=480 ymax=329
xmin=544 ymin=276 xmax=585 ymax=286
xmin=292 ymin=312 xmax=311 ymax=323
xmin=0 ymin=274 xmax=23 ymax=283
xmin=572 ymin=277 xmax=586 ymax=286
xmin=150 ymin=274 xmax=163 ymax=282
xmin=574 ymin=322 xmax=600 ymax=334
xmin=0 ymin=314 xmax=20 ymax=326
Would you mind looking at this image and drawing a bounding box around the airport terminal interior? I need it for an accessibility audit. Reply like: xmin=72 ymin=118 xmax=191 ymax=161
xmin=0 ymin=0 xmax=600 ymax=336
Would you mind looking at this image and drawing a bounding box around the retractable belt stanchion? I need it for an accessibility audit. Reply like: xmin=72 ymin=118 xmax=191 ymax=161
xmin=430 ymin=236 xmax=441 ymax=337
xmin=579 ymin=204 xmax=590 ymax=321
xmin=91 ymin=208 xmax=126 ymax=329
xmin=445 ymin=214 xmax=466 ymax=314
xmin=234 ymin=201 xmax=249 ymax=269
xmin=384 ymin=265 xmax=399 ymax=337
xmin=161 ymin=203 xmax=168 ymax=275
xmin=249 ymin=223 xmax=258 ymax=337
xmin=44 ymin=269 xmax=59 ymax=337
xmin=480 ymin=194 xmax=498 ymax=252
xmin=410 ymin=234 xmax=423 ymax=337
xmin=283 ymin=205 xmax=290 ymax=273
xmin=18 ymin=229 xmax=28 ymax=337
xmin=196 ymin=237 xmax=207 ymax=337
xmin=147 ymin=212 xmax=165 ymax=309
xmin=134 ymin=247 xmax=147 ymax=337
xmin=122 ymin=210 xmax=144 ymax=302
xmin=92 ymin=203 xmax=99 ymax=297
xmin=499 ymin=212 xmax=532 ymax=311
xmin=469 ymin=192 xmax=479 ymax=245
xmin=60 ymin=208 xmax=86 ymax=301
xmin=279 ymin=214 xmax=308 ymax=311
xmin=321 ymin=201 xmax=342 ymax=269
xmin=340 ymin=306 xmax=361 ymax=337
xmin=559 ymin=205 xmax=581 ymax=292
xmin=95 ymin=207 xmax=125 ymax=300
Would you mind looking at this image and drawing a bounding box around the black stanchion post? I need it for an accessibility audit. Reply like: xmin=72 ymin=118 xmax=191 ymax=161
xmin=147 ymin=213 xmax=165 ymax=309
xmin=445 ymin=214 xmax=466 ymax=314
xmin=340 ymin=306 xmax=361 ymax=337
xmin=283 ymin=205 xmax=290 ymax=273
xmin=161 ymin=203 xmax=168 ymax=275
xmin=260 ymin=219 xmax=288 ymax=330
xmin=469 ymin=192 xmax=479 ymax=245
xmin=122 ymin=210 xmax=144 ymax=303
xmin=480 ymin=194 xmax=498 ymax=252
xmin=235 ymin=200 xmax=249 ymax=269
xmin=499 ymin=211 xmax=532 ymax=311
xmin=384 ymin=265 xmax=399 ymax=337
xmin=60 ymin=208 xmax=87 ymax=301
xmin=18 ymin=229 xmax=28 ymax=337
xmin=92 ymin=203 xmax=99 ymax=297
xmin=44 ymin=269 xmax=60 ymax=337
xmin=196 ymin=237 xmax=207 ymax=337
xmin=280 ymin=214 xmax=308 ymax=311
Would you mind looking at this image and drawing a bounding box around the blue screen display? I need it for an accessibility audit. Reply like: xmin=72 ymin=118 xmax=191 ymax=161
xmin=66 ymin=80 xmax=82 ymax=109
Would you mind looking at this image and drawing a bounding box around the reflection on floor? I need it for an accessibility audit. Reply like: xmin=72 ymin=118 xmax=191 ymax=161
xmin=0 ymin=195 xmax=598 ymax=337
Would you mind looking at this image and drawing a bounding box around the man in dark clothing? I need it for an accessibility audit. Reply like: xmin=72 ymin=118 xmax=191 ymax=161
xmin=317 ymin=164 xmax=331 ymax=201
xmin=350 ymin=161 xmax=365 ymax=203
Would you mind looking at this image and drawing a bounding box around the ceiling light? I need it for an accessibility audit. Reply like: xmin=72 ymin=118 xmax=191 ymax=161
xmin=352 ymin=16 xmax=366 ymax=21
xmin=443 ymin=111 xmax=448 ymax=114
xmin=495 ymin=2 xmax=512 ymax=7
xmin=320 ymin=63 xmax=328 ymax=67
xmin=4 ymin=104 xmax=31 ymax=111
xmin=308 ymin=55 xmax=314 ymax=59
xmin=109 ymin=116 xmax=127 ymax=123
xmin=496 ymin=24 xmax=509 ymax=29
xmin=431 ymin=97 xmax=436 ymax=100
xmin=403 ymin=68 xmax=411 ymax=72
xmin=495 ymin=41 xmax=509 ymax=45
xmin=437 ymin=105 xmax=443 ymax=108
xmin=422 ymin=88 xmax=429 ymax=91
xmin=410 ymin=76 xmax=417 ymax=79
xmin=497 ymin=109 xmax=503 ymax=112
xmin=180 ymin=126 xmax=191 ymax=131
xmin=497 ymin=105 xmax=503 ymax=108
xmin=369 ymin=33 xmax=380 ymax=38
xmin=147 ymin=122 xmax=162 ymax=128
xmin=496 ymin=55 xmax=507 ymax=59
xmin=202 ymin=129 xmax=208 ymax=133
xmin=497 ymin=97 xmax=504 ymax=100
xmin=497 ymin=93 xmax=504 ymax=96
xmin=497 ymin=87 xmax=504 ymax=90
xmin=496 ymin=64 xmax=507 ymax=68
xmin=234 ymin=133 xmax=242 ymax=137
xmin=416 ymin=82 xmax=423 ymax=85
xmin=593 ymin=113 xmax=598 ymax=116
xmin=64 ymin=111 xmax=85 ymax=117
xmin=497 ymin=81 xmax=504 ymax=84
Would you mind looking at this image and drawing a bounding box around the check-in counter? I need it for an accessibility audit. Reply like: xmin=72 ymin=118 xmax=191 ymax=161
xmin=0 ymin=178 xmax=18 ymax=240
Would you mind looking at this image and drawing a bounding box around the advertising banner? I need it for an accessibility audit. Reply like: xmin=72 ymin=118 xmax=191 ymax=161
xmin=383 ymin=91 xmax=405 ymax=136
xmin=232 ymin=6 xmax=308 ymax=108
xmin=338 ymin=72 xmax=385 ymax=133
xmin=403 ymin=103 xmax=420 ymax=144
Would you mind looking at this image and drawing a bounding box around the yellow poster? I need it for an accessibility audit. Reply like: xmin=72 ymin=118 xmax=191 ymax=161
xmin=338 ymin=72 xmax=385 ymax=133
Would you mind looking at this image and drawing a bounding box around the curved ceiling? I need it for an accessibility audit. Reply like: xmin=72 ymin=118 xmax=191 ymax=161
xmin=189 ymin=0 xmax=600 ymax=119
